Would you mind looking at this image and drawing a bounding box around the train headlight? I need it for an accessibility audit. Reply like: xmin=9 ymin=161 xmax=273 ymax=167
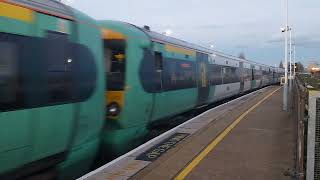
xmin=107 ymin=102 xmax=121 ymax=116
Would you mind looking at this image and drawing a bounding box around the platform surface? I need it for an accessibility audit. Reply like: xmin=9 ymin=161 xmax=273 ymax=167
xmin=185 ymin=87 xmax=294 ymax=180
xmin=80 ymin=86 xmax=295 ymax=180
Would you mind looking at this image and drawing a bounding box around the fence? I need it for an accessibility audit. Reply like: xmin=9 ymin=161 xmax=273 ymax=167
xmin=292 ymin=77 xmax=308 ymax=180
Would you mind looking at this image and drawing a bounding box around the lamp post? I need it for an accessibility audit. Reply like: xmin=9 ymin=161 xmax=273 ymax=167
xmin=283 ymin=0 xmax=289 ymax=111
xmin=289 ymin=28 xmax=292 ymax=79
xmin=293 ymin=44 xmax=296 ymax=76
xmin=289 ymin=27 xmax=293 ymax=92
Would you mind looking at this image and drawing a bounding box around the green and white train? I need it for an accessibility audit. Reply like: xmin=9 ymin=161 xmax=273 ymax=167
xmin=100 ymin=20 xmax=283 ymax=158
xmin=0 ymin=0 xmax=283 ymax=179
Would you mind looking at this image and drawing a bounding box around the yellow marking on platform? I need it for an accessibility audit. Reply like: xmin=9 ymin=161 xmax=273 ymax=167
xmin=174 ymin=87 xmax=282 ymax=180
xmin=0 ymin=2 xmax=34 ymax=23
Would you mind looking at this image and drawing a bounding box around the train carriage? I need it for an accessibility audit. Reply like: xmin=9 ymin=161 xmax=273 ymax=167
xmin=99 ymin=20 xmax=283 ymax=158
xmin=0 ymin=1 xmax=105 ymax=179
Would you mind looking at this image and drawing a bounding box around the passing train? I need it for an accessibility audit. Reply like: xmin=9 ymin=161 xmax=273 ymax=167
xmin=0 ymin=1 xmax=104 ymax=179
xmin=0 ymin=0 xmax=283 ymax=179
xmin=99 ymin=20 xmax=284 ymax=158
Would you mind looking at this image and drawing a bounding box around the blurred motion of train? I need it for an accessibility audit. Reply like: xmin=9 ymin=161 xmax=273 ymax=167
xmin=0 ymin=0 xmax=284 ymax=179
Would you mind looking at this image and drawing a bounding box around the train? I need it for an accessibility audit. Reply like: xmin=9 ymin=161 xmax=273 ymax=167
xmin=0 ymin=0 xmax=284 ymax=180
xmin=99 ymin=20 xmax=284 ymax=158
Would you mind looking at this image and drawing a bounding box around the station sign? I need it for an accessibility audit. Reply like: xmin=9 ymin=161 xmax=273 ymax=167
xmin=136 ymin=133 xmax=189 ymax=162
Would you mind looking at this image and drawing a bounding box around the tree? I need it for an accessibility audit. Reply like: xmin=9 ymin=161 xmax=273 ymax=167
xmin=279 ymin=61 xmax=284 ymax=68
xmin=295 ymin=62 xmax=304 ymax=72
xmin=238 ymin=52 xmax=246 ymax=60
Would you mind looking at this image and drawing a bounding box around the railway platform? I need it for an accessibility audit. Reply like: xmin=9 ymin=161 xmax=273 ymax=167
xmin=79 ymin=85 xmax=295 ymax=180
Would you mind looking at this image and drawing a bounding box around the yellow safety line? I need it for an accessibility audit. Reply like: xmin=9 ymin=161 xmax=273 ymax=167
xmin=174 ymin=87 xmax=282 ymax=180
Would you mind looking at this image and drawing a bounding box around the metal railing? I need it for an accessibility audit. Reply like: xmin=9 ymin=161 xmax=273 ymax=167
xmin=292 ymin=76 xmax=308 ymax=180
xmin=292 ymin=75 xmax=320 ymax=180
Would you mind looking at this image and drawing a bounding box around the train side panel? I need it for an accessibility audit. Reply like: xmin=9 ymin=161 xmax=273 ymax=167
xmin=0 ymin=4 xmax=77 ymax=176
xmin=0 ymin=3 xmax=37 ymax=174
xmin=58 ymin=9 xmax=105 ymax=180
xmin=0 ymin=2 xmax=104 ymax=179
xmin=150 ymin=42 xmax=198 ymax=121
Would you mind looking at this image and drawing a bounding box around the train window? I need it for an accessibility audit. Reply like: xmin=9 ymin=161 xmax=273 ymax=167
xmin=222 ymin=66 xmax=240 ymax=84
xmin=255 ymin=70 xmax=262 ymax=80
xmin=222 ymin=67 xmax=226 ymax=74
xmin=243 ymin=68 xmax=252 ymax=81
xmin=155 ymin=52 xmax=163 ymax=71
xmin=104 ymin=39 xmax=126 ymax=91
xmin=46 ymin=31 xmax=72 ymax=104
xmin=0 ymin=42 xmax=19 ymax=107
xmin=162 ymin=59 xmax=196 ymax=90
xmin=140 ymin=53 xmax=197 ymax=92
xmin=208 ymin=64 xmax=222 ymax=85
xmin=0 ymin=32 xmax=96 ymax=111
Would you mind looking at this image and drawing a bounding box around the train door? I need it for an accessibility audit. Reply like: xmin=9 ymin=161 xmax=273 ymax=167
xmin=239 ymin=62 xmax=244 ymax=93
xmin=33 ymin=15 xmax=76 ymax=159
xmin=251 ymin=66 xmax=255 ymax=89
xmin=272 ymin=70 xmax=276 ymax=84
xmin=196 ymin=53 xmax=210 ymax=106
xmin=150 ymin=50 xmax=170 ymax=121
xmin=103 ymin=30 xmax=126 ymax=119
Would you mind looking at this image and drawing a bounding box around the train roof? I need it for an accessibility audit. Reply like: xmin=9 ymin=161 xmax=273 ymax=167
xmin=139 ymin=26 xmax=212 ymax=54
xmin=137 ymin=25 xmax=279 ymax=69
xmin=6 ymin=0 xmax=74 ymax=20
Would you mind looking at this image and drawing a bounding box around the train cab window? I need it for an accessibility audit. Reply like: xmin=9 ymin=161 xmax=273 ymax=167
xmin=0 ymin=42 xmax=19 ymax=107
xmin=104 ymin=40 xmax=126 ymax=91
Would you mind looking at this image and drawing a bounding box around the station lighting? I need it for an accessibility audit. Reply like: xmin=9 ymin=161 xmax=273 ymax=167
xmin=282 ymin=0 xmax=289 ymax=111
xmin=311 ymin=67 xmax=320 ymax=72
xmin=163 ymin=29 xmax=172 ymax=36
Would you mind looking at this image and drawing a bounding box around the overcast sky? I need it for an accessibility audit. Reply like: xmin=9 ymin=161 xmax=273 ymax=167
xmin=68 ymin=0 xmax=320 ymax=66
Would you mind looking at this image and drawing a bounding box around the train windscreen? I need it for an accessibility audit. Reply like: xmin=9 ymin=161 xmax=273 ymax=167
xmin=104 ymin=40 xmax=126 ymax=91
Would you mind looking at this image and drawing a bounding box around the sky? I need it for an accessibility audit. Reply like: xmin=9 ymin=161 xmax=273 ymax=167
xmin=66 ymin=0 xmax=320 ymax=67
